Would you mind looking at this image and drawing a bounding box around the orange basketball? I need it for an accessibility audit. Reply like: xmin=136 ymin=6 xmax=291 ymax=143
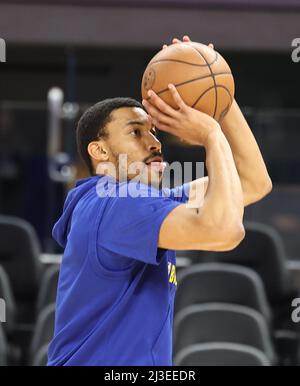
xmin=141 ymin=42 xmax=235 ymax=121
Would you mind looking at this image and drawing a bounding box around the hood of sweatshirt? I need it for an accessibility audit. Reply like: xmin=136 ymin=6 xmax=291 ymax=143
xmin=52 ymin=176 xmax=100 ymax=248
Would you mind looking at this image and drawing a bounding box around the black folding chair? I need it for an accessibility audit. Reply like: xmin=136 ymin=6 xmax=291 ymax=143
xmin=173 ymin=303 xmax=277 ymax=364
xmin=174 ymin=342 xmax=270 ymax=366
xmin=175 ymin=262 xmax=271 ymax=324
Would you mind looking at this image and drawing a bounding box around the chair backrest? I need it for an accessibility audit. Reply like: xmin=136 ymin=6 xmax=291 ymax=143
xmin=175 ymin=262 xmax=272 ymax=324
xmin=0 ymin=265 xmax=16 ymax=335
xmin=0 ymin=215 xmax=42 ymax=301
xmin=173 ymin=303 xmax=276 ymax=364
xmin=0 ymin=324 xmax=7 ymax=366
xmin=202 ymin=221 xmax=290 ymax=304
xmin=29 ymin=303 xmax=55 ymax=362
xmin=37 ymin=265 xmax=59 ymax=313
xmin=31 ymin=344 xmax=49 ymax=366
xmin=174 ymin=342 xmax=271 ymax=366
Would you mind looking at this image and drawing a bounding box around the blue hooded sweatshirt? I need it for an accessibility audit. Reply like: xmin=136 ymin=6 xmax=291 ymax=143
xmin=47 ymin=175 xmax=189 ymax=366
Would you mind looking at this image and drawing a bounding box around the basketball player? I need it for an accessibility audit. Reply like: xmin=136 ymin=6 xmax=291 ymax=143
xmin=47 ymin=36 xmax=272 ymax=366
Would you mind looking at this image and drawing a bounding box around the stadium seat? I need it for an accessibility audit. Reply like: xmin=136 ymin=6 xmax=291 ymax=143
xmin=31 ymin=344 xmax=48 ymax=366
xmin=36 ymin=265 xmax=59 ymax=313
xmin=175 ymin=263 xmax=272 ymax=324
xmin=0 ymin=216 xmax=42 ymax=322
xmin=28 ymin=304 xmax=55 ymax=364
xmin=174 ymin=342 xmax=271 ymax=366
xmin=194 ymin=221 xmax=291 ymax=306
xmin=0 ymin=324 xmax=7 ymax=366
xmin=173 ymin=303 xmax=277 ymax=364
xmin=0 ymin=265 xmax=16 ymax=335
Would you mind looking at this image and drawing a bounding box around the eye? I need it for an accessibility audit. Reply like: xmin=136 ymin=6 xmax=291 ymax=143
xmin=130 ymin=128 xmax=141 ymax=137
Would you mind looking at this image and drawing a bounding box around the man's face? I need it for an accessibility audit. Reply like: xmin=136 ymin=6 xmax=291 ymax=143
xmin=98 ymin=107 xmax=165 ymax=188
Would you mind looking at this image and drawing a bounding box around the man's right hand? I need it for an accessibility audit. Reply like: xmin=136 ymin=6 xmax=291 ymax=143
xmin=142 ymin=84 xmax=220 ymax=147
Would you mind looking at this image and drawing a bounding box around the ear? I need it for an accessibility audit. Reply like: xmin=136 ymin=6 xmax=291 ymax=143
xmin=87 ymin=140 xmax=109 ymax=162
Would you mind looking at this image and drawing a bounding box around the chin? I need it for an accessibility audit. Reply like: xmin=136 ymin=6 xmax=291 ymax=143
xmin=127 ymin=167 xmax=163 ymax=190
xmin=146 ymin=171 xmax=163 ymax=190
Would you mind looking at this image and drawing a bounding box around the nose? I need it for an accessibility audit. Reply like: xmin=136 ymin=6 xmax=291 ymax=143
xmin=147 ymin=136 xmax=161 ymax=153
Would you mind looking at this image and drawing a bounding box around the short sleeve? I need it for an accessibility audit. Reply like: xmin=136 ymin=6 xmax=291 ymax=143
xmin=98 ymin=184 xmax=182 ymax=266
xmin=162 ymin=183 xmax=190 ymax=204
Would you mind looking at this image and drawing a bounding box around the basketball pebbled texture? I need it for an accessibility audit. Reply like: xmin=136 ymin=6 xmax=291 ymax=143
xmin=141 ymin=42 xmax=235 ymax=122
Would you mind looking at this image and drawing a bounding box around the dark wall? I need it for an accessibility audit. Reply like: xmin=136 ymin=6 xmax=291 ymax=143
xmin=1 ymin=44 xmax=300 ymax=107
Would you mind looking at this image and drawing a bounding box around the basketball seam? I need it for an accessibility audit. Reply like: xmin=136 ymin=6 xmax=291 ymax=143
xmin=154 ymin=72 xmax=232 ymax=98
xmin=213 ymin=86 xmax=233 ymax=121
xmin=219 ymin=103 xmax=231 ymax=122
xmin=191 ymin=85 xmax=233 ymax=117
xmin=188 ymin=45 xmax=218 ymax=118
xmin=216 ymin=84 xmax=233 ymax=105
xmin=149 ymin=53 xmax=218 ymax=67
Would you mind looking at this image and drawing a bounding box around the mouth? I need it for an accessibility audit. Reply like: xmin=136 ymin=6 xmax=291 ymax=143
xmin=145 ymin=156 xmax=163 ymax=165
xmin=145 ymin=157 xmax=166 ymax=173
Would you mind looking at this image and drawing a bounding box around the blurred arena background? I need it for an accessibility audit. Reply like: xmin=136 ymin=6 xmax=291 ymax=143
xmin=0 ymin=0 xmax=300 ymax=366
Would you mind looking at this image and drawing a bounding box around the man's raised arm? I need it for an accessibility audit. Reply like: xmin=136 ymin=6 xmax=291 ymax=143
xmin=142 ymin=85 xmax=245 ymax=251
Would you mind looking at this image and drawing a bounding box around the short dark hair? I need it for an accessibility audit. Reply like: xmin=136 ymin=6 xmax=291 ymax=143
xmin=76 ymin=97 xmax=143 ymax=175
